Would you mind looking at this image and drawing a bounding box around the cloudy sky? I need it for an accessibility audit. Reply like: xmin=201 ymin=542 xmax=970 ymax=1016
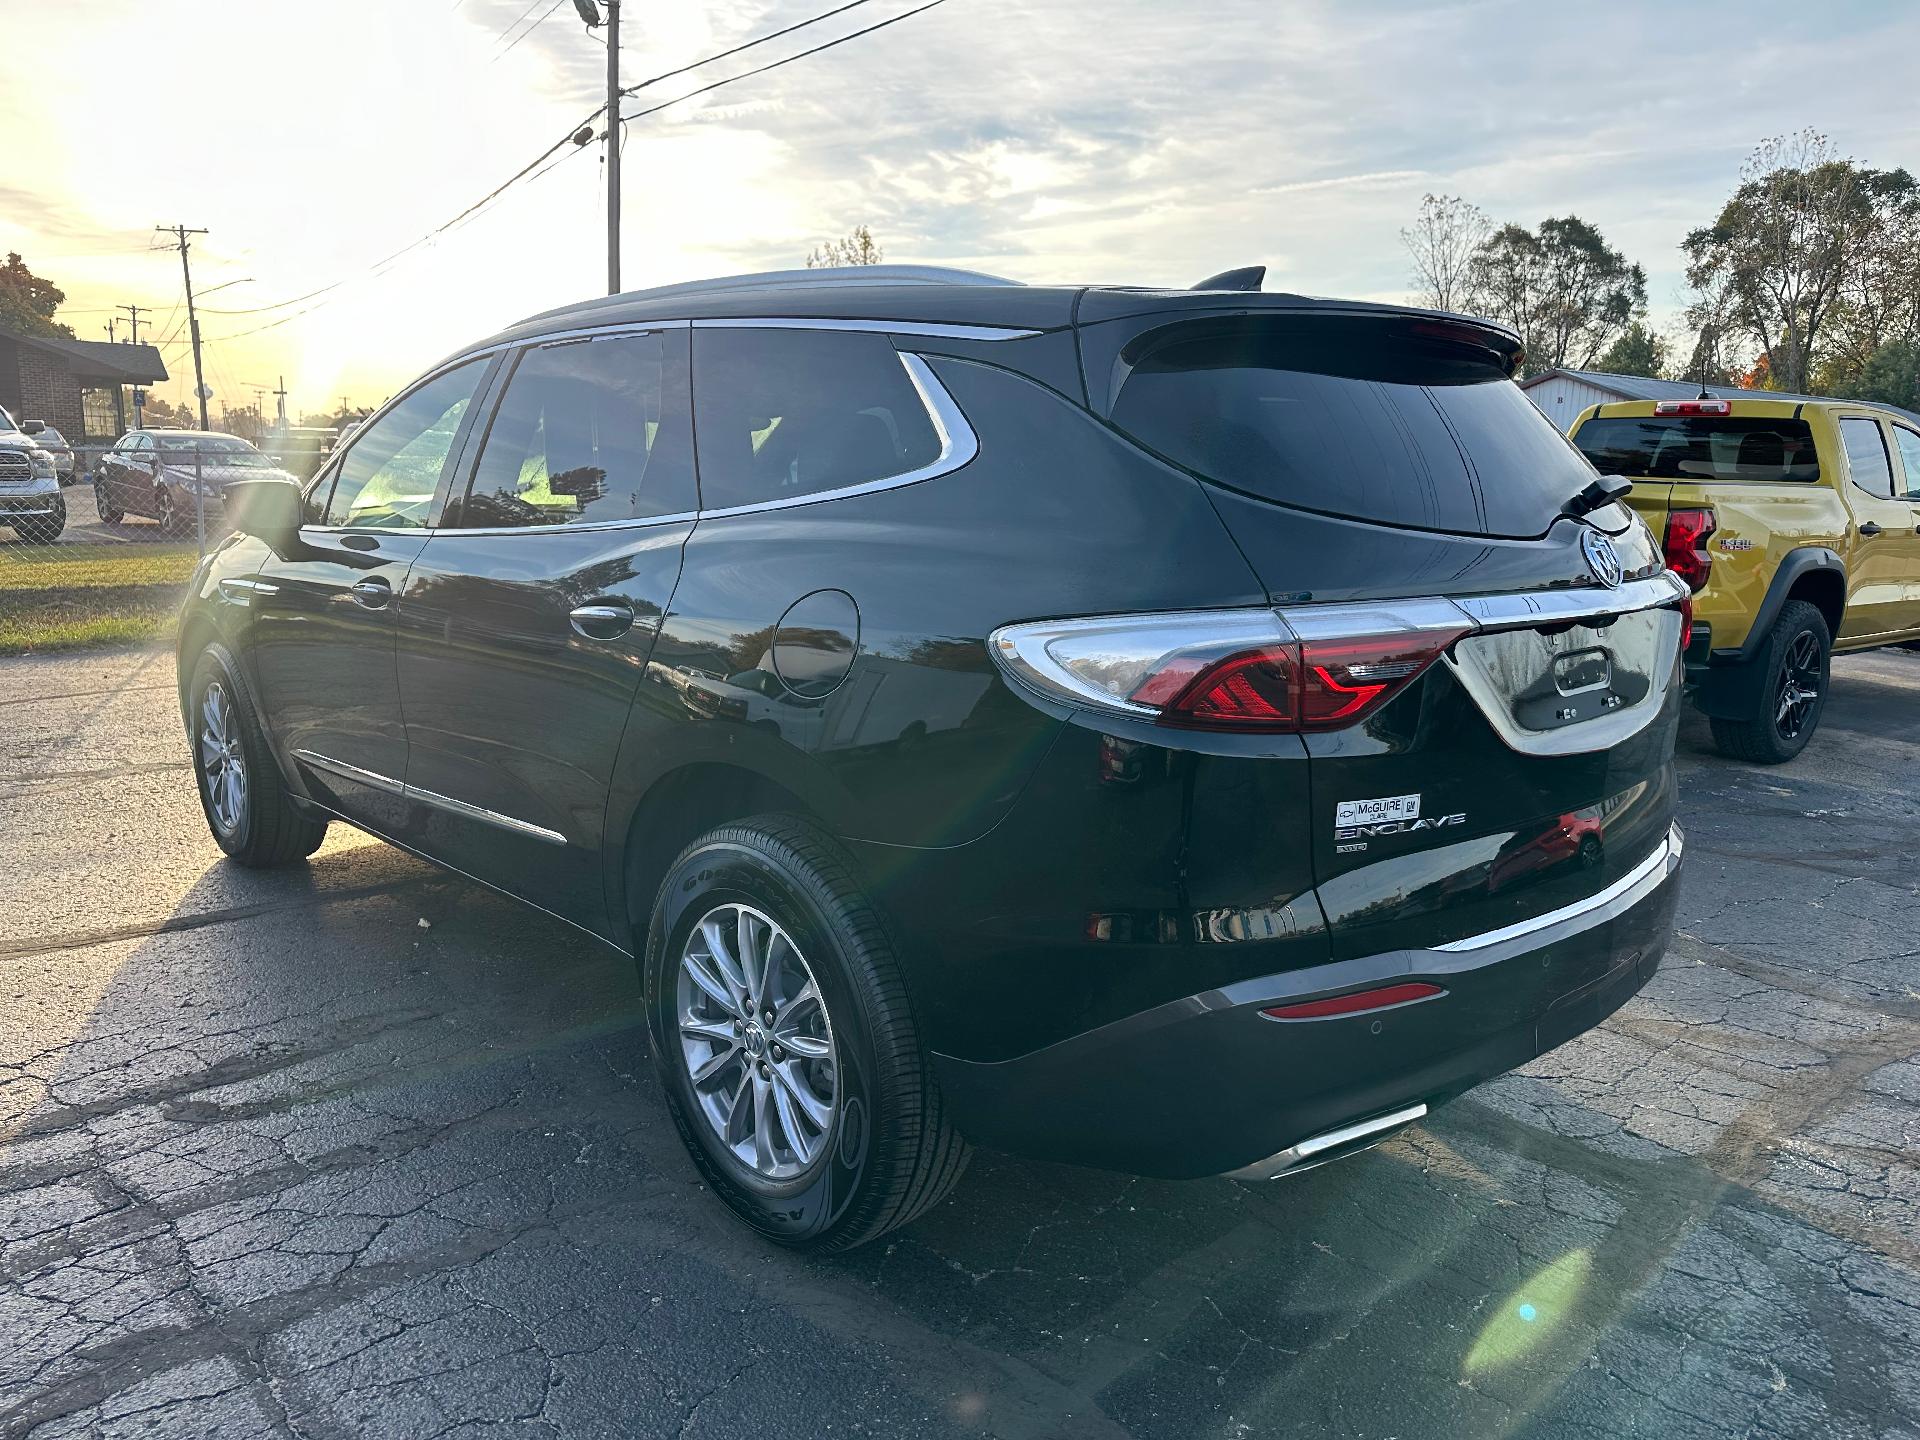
xmin=5 ymin=0 xmax=1917 ymax=418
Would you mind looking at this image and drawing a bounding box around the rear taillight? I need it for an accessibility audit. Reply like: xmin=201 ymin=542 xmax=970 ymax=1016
xmin=1663 ymin=508 xmax=1715 ymax=592
xmin=1678 ymin=592 xmax=1694 ymax=650
xmin=990 ymin=602 xmax=1471 ymax=734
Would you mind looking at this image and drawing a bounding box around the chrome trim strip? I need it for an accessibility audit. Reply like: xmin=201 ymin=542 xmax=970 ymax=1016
xmin=695 ymin=352 xmax=980 ymax=519
xmin=1277 ymin=596 xmax=1475 ymax=642
xmin=1452 ymin=571 xmax=1689 ymax=630
xmin=1225 ymin=1103 xmax=1428 ymax=1181
xmin=406 ymin=784 xmax=567 ymax=846
xmin=692 ymin=317 xmax=1040 ymax=342
xmin=292 ymin=748 xmax=405 ymax=796
xmin=217 ymin=577 xmax=280 ymax=603
xmin=297 ymin=510 xmax=700 ymax=541
xmin=1433 ymin=824 xmax=1679 ymax=953
xmin=291 ymin=749 xmax=565 ymax=845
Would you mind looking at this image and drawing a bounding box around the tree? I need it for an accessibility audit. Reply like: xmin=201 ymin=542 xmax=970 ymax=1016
xmin=1837 ymin=338 xmax=1920 ymax=411
xmin=1401 ymin=194 xmax=1490 ymax=313
xmin=1596 ymin=322 xmax=1669 ymax=379
xmin=806 ymin=226 xmax=883 ymax=268
xmin=0 ymin=253 xmax=75 ymax=339
xmin=1683 ymin=131 xmax=1917 ymax=394
xmin=1466 ymin=216 xmax=1647 ymax=376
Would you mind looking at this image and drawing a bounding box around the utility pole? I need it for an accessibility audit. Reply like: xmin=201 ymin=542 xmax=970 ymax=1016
xmin=104 ymin=317 xmax=119 ymax=343
xmin=574 ymin=0 xmax=622 ymax=293
xmin=157 ymin=225 xmax=211 ymax=430
xmin=118 ymin=303 xmax=149 ymax=345
xmin=273 ymin=376 xmax=288 ymax=428
xmin=605 ymin=0 xmax=621 ymax=294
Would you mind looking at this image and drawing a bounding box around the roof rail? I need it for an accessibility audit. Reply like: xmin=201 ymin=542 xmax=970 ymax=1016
xmin=521 ymin=265 xmax=1019 ymax=327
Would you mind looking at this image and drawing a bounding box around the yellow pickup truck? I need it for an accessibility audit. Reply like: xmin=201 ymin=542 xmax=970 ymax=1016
xmin=1569 ymin=395 xmax=1920 ymax=762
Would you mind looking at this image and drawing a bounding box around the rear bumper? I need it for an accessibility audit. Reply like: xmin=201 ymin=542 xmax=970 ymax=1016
xmin=931 ymin=824 xmax=1683 ymax=1180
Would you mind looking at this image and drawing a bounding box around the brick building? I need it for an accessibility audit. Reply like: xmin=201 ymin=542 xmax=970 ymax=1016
xmin=0 ymin=326 xmax=168 ymax=444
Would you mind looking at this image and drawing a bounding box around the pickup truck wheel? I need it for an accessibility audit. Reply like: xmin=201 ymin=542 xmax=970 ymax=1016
xmin=1709 ymin=600 xmax=1830 ymax=765
xmin=643 ymin=814 xmax=970 ymax=1251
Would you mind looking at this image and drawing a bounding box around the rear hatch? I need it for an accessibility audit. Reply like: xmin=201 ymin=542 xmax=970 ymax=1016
xmin=1081 ymin=302 xmax=1685 ymax=959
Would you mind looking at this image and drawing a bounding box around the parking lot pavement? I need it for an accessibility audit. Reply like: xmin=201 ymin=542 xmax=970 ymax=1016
xmin=1 ymin=646 xmax=1916 ymax=1440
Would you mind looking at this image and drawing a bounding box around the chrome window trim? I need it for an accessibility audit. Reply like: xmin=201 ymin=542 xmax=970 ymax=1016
xmin=1432 ymin=823 xmax=1680 ymax=953
xmin=695 ymin=351 xmax=978 ymax=520
xmin=292 ymin=749 xmax=565 ymax=846
xmin=692 ymin=317 xmax=1039 ymax=342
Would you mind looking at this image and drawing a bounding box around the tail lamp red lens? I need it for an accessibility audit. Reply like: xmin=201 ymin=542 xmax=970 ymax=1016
xmin=1678 ymin=592 xmax=1694 ymax=649
xmin=1262 ymin=982 xmax=1446 ymax=1020
xmin=1662 ymin=508 xmax=1715 ymax=593
xmin=1158 ymin=629 xmax=1467 ymax=732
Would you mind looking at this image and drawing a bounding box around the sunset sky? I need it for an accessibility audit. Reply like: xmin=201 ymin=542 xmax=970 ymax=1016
xmin=4 ymin=0 xmax=1917 ymax=421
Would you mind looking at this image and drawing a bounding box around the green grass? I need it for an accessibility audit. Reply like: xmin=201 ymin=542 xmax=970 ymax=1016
xmin=0 ymin=542 xmax=197 ymax=655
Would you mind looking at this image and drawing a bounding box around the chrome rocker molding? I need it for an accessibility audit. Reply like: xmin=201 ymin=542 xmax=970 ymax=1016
xmin=1226 ymin=1103 xmax=1430 ymax=1181
xmin=292 ymin=750 xmax=566 ymax=846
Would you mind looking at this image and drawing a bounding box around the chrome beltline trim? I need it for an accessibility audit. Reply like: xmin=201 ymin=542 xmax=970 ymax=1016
xmin=291 ymin=749 xmax=565 ymax=846
xmin=1433 ymin=823 xmax=1680 ymax=953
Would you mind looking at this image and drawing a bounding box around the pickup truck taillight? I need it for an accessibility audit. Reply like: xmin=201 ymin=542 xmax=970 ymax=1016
xmin=1663 ymin=509 xmax=1715 ymax=592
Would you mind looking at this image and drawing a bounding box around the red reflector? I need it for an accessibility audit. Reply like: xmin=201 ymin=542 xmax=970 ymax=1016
xmin=1678 ymin=592 xmax=1694 ymax=649
xmin=1653 ymin=399 xmax=1732 ymax=416
xmin=1262 ymin=982 xmax=1445 ymax=1020
xmin=1663 ymin=507 xmax=1715 ymax=593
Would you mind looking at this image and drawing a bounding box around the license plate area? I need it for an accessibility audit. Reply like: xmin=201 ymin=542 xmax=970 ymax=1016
xmin=1444 ymin=607 xmax=1678 ymax=756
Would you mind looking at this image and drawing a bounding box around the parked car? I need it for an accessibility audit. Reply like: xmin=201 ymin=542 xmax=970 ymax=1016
xmin=1570 ymin=394 xmax=1920 ymax=762
xmin=178 ymin=264 xmax=1689 ymax=1250
xmin=0 ymin=402 xmax=65 ymax=542
xmin=16 ymin=419 xmax=76 ymax=484
xmin=94 ymin=430 xmax=297 ymax=535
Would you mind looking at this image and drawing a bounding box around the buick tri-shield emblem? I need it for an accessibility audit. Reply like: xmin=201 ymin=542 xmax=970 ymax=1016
xmin=1581 ymin=529 xmax=1623 ymax=588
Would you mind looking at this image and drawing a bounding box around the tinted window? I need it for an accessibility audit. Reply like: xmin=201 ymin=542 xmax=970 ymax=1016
xmin=693 ymin=329 xmax=941 ymax=511
xmin=452 ymin=329 xmax=694 ymax=528
xmin=1104 ymin=321 xmax=1592 ymax=538
xmin=1893 ymin=426 xmax=1920 ymax=500
xmin=1839 ymin=418 xmax=1894 ymax=498
xmin=1575 ymin=415 xmax=1820 ymax=482
xmin=322 ymin=361 xmax=484 ymax=528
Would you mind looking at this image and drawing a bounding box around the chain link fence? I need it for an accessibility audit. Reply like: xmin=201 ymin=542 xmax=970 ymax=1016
xmin=1 ymin=440 xmax=242 ymax=658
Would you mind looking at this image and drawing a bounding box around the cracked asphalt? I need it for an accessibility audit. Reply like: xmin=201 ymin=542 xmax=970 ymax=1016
xmin=2 ymin=644 xmax=1917 ymax=1440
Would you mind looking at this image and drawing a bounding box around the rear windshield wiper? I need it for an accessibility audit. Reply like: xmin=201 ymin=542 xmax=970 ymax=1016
xmin=1562 ymin=474 xmax=1633 ymax=519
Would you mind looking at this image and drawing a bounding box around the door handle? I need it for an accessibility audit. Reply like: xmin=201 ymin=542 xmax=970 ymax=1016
xmin=1858 ymin=521 xmax=1883 ymax=537
xmin=569 ymin=601 xmax=635 ymax=639
xmin=350 ymin=576 xmax=393 ymax=610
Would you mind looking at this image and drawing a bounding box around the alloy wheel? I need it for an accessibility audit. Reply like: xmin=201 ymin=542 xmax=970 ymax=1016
xmin=1775 ymin=631 xmax=1821 ymax=740
xmin=676 ymin=902 xmax=837 ymax=1181
xmin=198 ymin=681 xmax=248 ymax=836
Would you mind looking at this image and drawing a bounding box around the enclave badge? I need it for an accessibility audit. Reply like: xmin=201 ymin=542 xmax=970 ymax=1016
xmin=1581 ymin=528 xmax=1623 ymax=588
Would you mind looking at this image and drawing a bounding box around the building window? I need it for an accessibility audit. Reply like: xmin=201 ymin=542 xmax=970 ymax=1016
xmin=80 ymin=388 xmax=121 ymax=443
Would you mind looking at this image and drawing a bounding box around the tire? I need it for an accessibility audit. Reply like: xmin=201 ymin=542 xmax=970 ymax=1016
xmin=156 ymin=489 xmax=187 ymax=538
xmin=186 ymin=646 xmax=329 ymax=866
xmin=1708 ymin=599 xmax=1831 ymax=765
xmin=94 ymin=482 xmax=123 ymax=524
xmin=12 ymin=501 xmax=65 ymax=544
xmin=643 ymin=814 xmax=969 ymax=1251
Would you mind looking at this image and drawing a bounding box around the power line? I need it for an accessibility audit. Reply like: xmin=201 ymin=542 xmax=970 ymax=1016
xmin=616 ymin=0 xmax=944 ymax=125
xmin=198 ymin=0 xmax=949 ymax=344
xmin=494 ymin=0 xmax=567 ymax=60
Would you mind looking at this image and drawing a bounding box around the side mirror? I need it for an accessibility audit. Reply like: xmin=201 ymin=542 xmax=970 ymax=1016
xmin=226 ymin=479 xmax=307 ymax=556
xmin=21 ymin=420 xmax=45 ymax=435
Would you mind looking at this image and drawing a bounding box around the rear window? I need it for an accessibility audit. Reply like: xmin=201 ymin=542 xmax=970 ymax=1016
xmin=1575 ymin=415 xmax=1820 ymax=483
xmin=1102 ymin=319 xmax=1592 ymax=538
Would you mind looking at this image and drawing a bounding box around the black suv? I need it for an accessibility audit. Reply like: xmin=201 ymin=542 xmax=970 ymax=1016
xmin=179 ymin=265 xmax=1688 ymax=1250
